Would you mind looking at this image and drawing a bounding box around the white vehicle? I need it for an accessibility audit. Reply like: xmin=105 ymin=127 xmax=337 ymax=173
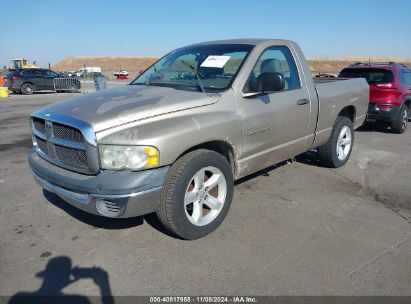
xmin=75 ymin=67 xmax=102 ymax=77
xmin=114 ymin=70 xmax=129 ymax=76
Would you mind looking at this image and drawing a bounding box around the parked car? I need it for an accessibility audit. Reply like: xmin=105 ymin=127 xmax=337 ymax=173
xmin=114 ymin=70 xmax=129 ymax=77
xmin=60 ymin=71 xmax=77 ymax=77
xmin=72 ymin=67 xmax=102 ymax=78
xmin=28 ymin=39 xmax=369 ymax=239
xmin=315 ymin=73 xmax=336 ymax=78
xmin=339 ymin=62 xmax=411 ymax=133
xmin=7 ymin=68 xmax=81 ymax=95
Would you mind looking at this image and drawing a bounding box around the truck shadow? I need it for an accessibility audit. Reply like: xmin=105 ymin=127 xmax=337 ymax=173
xmin=8 ymin=255 xmax=114 ymax=304
xmin=294 ymin=150 xmax=322 ymax=167
xmin=43 ymin=190 xmax=181 ymax=239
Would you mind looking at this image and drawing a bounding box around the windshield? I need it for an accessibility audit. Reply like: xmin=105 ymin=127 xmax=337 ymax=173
xmin=339 ymin=68 xmax=394 ymax=84
xmin=131 ymin=44 xmax=254 ymax=92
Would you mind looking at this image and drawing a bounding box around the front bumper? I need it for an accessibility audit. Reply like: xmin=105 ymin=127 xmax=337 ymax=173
xmin=28 ymin=151 xmax=169 ymax=218
xmin=367 ymin=103 xmax=400 ymax=122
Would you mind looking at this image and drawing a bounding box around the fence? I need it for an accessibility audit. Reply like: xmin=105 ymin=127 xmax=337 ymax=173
xmin=53 ymin=78 xmax=81 ymax=93
xmin=52 ymin=72 xmax=129 ymax=94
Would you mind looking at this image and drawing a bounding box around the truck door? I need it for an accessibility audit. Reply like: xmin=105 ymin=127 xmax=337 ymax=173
xmin=236 ymin=45 xmax=311 ymax=174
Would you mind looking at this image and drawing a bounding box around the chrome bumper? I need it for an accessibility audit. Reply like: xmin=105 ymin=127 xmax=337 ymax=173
xmin=29 ymin=151 xmax=168 ymax=218
xmin=32 ymin=170 xmax=163 ymax=218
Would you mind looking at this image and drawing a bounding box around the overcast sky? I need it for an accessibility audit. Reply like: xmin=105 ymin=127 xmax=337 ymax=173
xmin=2 ymin=0 xmax=411 ymax=67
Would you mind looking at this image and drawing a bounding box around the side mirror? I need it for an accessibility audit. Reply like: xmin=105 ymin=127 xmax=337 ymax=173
xmin=257 ymin=72 xmax=285 ymax=92
xmin=243 ymin=72 xmax=285 ymax=98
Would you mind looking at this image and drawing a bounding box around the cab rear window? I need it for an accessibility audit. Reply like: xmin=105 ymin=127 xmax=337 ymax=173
xmin=339 ymin=68 xmax=394 ymax=84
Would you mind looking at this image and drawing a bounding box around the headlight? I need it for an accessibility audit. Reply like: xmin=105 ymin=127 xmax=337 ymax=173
xmin=99 ymin=145 xmax=159 ymax=170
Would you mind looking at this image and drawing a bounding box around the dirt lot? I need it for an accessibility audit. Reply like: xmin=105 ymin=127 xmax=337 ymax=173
xmin=0 ymin=91 xmax=410 ymax=297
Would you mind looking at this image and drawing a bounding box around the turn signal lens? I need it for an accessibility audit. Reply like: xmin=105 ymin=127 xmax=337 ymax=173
xmin=144 ymin=147 xmax=160 ymax=166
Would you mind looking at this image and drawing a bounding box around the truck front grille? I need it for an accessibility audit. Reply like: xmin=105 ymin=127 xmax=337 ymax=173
xmin=31 ymin=116 xmax=99 ymax=174
xmin=52 ymin=122 xmax=85 ymax=143
xmin=35 ymin=136 xmax=48 ymax=155
xmin=33 ymin=118 xmax=46 ymax=134
xmin=55 ymin=145 xmax=88 ymax=168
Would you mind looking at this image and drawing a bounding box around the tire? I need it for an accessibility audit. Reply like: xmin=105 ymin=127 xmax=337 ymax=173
xmin=391 ymin=105 xmax=408 ymax=134
xmin=318 ymin=116 xmax=354 ymax=168
xmin=20 ymin=82 xmax=34 ymax=95
xmin=68 ymin=82 xmax=80 ymax=93
xmin=157 ymin=149 xmax=234 ymax=240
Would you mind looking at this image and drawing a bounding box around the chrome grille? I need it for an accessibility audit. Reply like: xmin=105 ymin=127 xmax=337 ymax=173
xmin=55 ymin=145 xmax=88 ymax=168
xmin=35 ymin=136 xmax=48 ymax=155
xmin=33 ymin=118 xmax=46 ymax=134
xmin=53 ymin=122 xmax=84 ymax=143
xmin=31 ymin=115 xmax=98 ymax=174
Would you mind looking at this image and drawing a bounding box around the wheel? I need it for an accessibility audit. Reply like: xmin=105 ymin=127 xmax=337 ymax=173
xmin=391 ymin=105 xmax=408 ymax=134
xmin=318 ymin=116 xmax=354 ymax=168
xmin=157 ymin=149 xmax=234 ymax=240
xmin=20 ymin=83 xmax=34 ymax=95
xmin=68 ymin=82 xmax=80 ymax=93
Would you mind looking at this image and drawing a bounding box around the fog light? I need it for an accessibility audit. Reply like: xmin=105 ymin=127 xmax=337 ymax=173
xmin=95 ymin=199 xmax=121 ymax=217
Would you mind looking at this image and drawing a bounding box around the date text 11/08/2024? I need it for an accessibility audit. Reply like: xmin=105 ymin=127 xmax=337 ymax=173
xmin=149 ymin=296 xmax=257 ymax=303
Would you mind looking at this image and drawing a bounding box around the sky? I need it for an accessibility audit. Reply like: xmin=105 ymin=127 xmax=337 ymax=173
xmin=1 ymin=0 xmax=411 ymax=67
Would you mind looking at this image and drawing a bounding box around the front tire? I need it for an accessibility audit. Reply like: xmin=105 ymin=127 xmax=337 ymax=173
xmin=318 ymin=116 xmax=354 ymax=168
xmin=391 ymin=105 xmax=408 ymax=134
xmin=157 ymin=149 xmax=234 ymax=240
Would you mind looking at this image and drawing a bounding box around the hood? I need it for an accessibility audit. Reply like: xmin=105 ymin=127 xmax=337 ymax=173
xmin=38 ymin=85 xmax=220 ymax=132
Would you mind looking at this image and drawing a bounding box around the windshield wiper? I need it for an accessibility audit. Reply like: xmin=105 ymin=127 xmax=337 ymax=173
xmin=180 ymin=60 xmax=206 ymax=93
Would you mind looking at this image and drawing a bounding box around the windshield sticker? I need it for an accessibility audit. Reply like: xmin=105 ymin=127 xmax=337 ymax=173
xmin=200 ymin=55 xmax=231 ymax=68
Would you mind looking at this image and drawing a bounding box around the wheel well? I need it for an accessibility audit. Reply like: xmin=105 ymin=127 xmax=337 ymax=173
xmin=338 ymin=106 xmax=355 ymax=122
xmin=179 ymin=141 xmax=235 ymax=174
xmin=21 ymin=81 xmax=34 ymax=88
xmin=404 ymin=99 xmax=411 ymax=109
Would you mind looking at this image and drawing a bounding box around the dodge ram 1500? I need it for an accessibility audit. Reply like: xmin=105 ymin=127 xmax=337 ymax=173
xmin=28 ymin=39 xmax=369 ymax=239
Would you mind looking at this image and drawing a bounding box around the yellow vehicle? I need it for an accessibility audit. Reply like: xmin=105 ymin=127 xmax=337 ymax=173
xmin=10 ymin=58 xmax=38 ymax=70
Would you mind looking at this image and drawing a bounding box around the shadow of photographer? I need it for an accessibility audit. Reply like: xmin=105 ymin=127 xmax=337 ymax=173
xmin=9 ymin=256 xmax=114 ymax=304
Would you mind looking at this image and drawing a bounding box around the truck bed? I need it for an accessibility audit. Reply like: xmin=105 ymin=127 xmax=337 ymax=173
xmin=313 ymin=77 xmax=369 ymax=145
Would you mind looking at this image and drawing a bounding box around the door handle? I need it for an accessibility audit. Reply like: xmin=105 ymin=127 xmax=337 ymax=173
xmin=297 ymin=98 xmax=309 ymax=105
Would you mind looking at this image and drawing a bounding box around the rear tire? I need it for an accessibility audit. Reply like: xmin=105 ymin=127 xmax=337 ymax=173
xmin=391 ymin=105 xmax=408 ymax=134
xmin=318 ymin=116 xmax=354 ymax=168
xmin=157 ymin=149 xmax=234 ymax=240
xmin=20 ymin=83 xmax=34 ymax=95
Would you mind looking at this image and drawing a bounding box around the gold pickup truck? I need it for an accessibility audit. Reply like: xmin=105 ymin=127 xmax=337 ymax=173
xmin=28 ymin=39 xmax=369 ymax=239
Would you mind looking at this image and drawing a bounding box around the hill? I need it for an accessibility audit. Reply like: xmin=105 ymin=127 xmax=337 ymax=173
xmin=53 ymin=56 xmax=411 ymax=79
xmin=52 ymin=56 xmax=158 ymax=79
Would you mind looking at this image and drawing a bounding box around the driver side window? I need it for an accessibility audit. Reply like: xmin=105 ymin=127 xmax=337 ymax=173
xmin=46 ymin=70 xmax=58 ymax=77
xmin=244 ymin=46 xmax=301 ymax=92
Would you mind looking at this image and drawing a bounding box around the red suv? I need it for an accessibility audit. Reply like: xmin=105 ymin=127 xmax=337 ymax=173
xmin=339 ymin=62 xmax=411 ymax=133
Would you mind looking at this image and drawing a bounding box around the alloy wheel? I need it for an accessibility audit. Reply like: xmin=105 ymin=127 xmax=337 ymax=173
xmin=184 ymin=166 xmax=227 ymax=226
